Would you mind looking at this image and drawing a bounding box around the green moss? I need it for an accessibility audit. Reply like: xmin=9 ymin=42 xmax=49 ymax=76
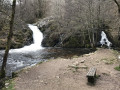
xmin=85 ymin=44 xmax=91 ymax=48
xmin=114 ymin=66 xmax=120 ymax=71
xmin=12 ymin=72 xmax=18 ymax=78
xmin=96 ymin=75 xmax=101 ymax=79
xmin=69 ymin=20 xmax=77 ymax=26
xmin=101 ymin=58 xmax=115 ymax=65
xmin=64 ymin=36 xmax=81 ymax=48
xmin=38 ymin=61 xmax=44 ymax=64
xmin=50 ymin=23 xmax=58 ymax=31
xmin=2 ymin=25 xmax=9 ymax=30
xmin=2 ymin=79 xmax=15 ymax=90
xmin=72 ymin=55 xmax=79 ymax=58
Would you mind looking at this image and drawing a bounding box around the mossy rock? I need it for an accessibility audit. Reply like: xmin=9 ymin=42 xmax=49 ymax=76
xmin=0 ymin=25 xmax=33 ymax=49
xmin=62 ymin=35 xmax=83 ymax=48
xmin=42 ymin=32 xmax=60 ymax=47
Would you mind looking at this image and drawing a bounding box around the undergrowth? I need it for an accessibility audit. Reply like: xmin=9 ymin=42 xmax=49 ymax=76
xmin=114 ymin=66 xmax=120 ymax=71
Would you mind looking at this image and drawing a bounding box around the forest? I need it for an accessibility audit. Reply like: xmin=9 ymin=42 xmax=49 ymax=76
xmin=0 ymin=0 xmax=120 ymax=90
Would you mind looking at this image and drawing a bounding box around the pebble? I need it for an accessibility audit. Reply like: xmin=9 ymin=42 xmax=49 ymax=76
xmin=40 ymin=80 xmax=44 ymax=83
xmin=5 ymin=83 xmax=9 ymax=86
xmin=44 ymin=82 xmax=48 ymax=85
xmin=25 ymin=71 xmax=28 ymax=74
xmin=73 ymin=61 xmax=79 ymax=66
xmin=56 ymin=76 xmax=60 ymax=79
xmin=80 ymin=60 xmax=85 ymax=63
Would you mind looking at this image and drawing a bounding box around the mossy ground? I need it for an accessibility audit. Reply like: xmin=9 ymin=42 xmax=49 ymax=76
xmin=114 ymin=66 xmax=120 ymax=71
xmin=2 ymin=79 xmax=15 ymax=90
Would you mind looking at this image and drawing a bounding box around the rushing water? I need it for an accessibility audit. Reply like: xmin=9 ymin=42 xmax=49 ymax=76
xmin=0 ymin=24 xmax=44 ymax=76
xmin=10 ymin=24 xmax=43 ymax=53
xmin=100 ymin=31 xmax=112 ymax=48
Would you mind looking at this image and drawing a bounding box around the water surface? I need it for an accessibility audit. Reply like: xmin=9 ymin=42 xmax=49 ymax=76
xmin=0 ymin=48 xmax=95 ymax=76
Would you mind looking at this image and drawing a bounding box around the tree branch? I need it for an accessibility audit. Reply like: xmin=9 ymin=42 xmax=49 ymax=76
xmin=113 ymin=0 xmax=120 ymax=13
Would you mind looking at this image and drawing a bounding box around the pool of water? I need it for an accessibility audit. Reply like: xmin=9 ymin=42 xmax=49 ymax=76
xmin=0 ymin=47 xmax=95 ymax=76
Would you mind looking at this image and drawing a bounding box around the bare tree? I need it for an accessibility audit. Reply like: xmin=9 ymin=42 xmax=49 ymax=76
xmin=0 ymin=0 xmax=16 ymax=78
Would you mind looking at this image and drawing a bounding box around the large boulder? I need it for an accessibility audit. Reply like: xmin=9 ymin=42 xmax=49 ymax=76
xmin=40 ymin=21 xmax=120 ymax=48
xmin=40 ymin=21 xmax=94 ymax=48
xmin=104 ymin=29 xmax=120 ymax=48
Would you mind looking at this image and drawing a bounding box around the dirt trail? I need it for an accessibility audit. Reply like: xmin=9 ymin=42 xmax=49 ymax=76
xmin=14 ymin=48 xmax=120 ymax=90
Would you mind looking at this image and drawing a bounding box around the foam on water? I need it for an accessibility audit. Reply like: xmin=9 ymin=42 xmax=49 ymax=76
xmin=7 ymin=60 xmax=24 ymax=68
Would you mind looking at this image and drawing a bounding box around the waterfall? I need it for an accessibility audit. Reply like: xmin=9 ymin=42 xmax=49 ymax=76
xmin=0 ymin=24 xmax=44 ymax=75
xmin=10 ymin=24 xmax=44 ymax=53
xmin=100 ymin=31 xmax=112 ymax=48
xmin=4 ymin=0 xmax=19 ymax=5
xmin=28 ymin=24 xmax=43 ymax=46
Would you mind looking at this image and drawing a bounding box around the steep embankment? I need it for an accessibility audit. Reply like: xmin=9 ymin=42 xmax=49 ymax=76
xmin=0 ymin=24 xmax=33 ymax=50
xmin=14 ymin=48 xmax=120 ymax=90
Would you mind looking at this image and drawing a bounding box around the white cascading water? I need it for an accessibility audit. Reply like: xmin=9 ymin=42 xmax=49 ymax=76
xmin=5 ymin=24 xmax=44 ymax=71
xmin=28 ymin=24 xmax=43 ymax=48
xmin=10 ymin=24 xmax=44 ymax=53
xmin=0 ymin=18 xmax=50 ymax=76
xmin=5 ymin=0 xmax=19 ymax=5
xmin=100 ymin=31 xmax=112 ymax=48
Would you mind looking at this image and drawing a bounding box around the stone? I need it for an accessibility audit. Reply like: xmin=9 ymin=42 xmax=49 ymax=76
xmin=80 ymin=60 xmax=85 ymax=63
xmin=56 ymin=76 xmax=60 ymax=79
xmin=5 ymin=83 xmax=9 ymax=86
xmin=40 ymin=80 xmax=44 ymax=83
xmin=73 ymin=61 xmax=79 ymax=66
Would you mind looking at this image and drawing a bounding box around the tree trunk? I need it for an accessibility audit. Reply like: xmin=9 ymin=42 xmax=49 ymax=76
xmin=0 ymin=0 xmax=16 ymax=78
